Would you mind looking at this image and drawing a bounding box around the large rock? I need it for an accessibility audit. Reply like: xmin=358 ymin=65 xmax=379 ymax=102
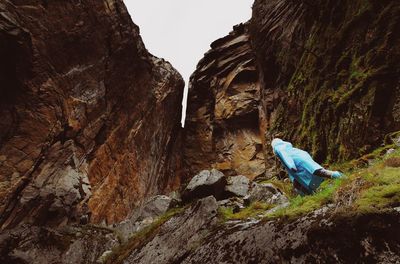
xmin=225 ymin=175 xmax=250 ymax=197
xmin=180 ymin=208 xmax=400 ymax=263
xmin=182 ymin=169 xmax=227 ymax=201
xmin=114 ymin=195 xmax=176 ymax=242
xmin=244 ymin=182 xmax=288 ymax=206
xmin=138 ymin=195 xmax=176 ymax=220
xmin=123 ymin=196 xmax=219 ymax=264
xmin=184 ymin=23 xmax=266 ymax=181
xmin=113 ymin=202 xmax=400 ymax=263
xmin=0 ymin=0 xmax=184 ymax=228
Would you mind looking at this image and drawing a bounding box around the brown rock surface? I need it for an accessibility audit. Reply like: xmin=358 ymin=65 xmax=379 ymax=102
xmin=249 ymin=0 xmax=400 ymax=162
xmin=184 ymin=0 xmax=400 ymax=181
xmin=184 ymin=23 xmax=266 ymax=180
xmin=0 ymin=0 xmax=183 ymax=228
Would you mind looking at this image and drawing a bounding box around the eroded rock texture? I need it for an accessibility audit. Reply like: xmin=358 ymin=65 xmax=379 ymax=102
xmin=250 ymin=0 xmax=400 ymax=162
xmin=184 ymin=24 xmax=265 ymax=180
xmin=184 ymin=0 xmax=400 ymax=181
xmin=0 ymin=0 xmax=184 ymax=228
xmin=0 ymin=224 xmax=119 ymax=264
xmin=120 ymin=202 xmax=400 ymax=264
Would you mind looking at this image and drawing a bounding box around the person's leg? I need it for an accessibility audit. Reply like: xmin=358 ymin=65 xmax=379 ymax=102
xmin=293 ymin=179 xmax=312 ymax=195
xmin=314 ymin=168 xmax=342 ymax=179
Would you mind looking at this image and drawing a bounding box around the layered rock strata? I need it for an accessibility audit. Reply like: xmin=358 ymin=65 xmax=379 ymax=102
xmin=184 ymin=23 xmax=266 ymax=180
xmin=250 ymin=0 xmax=400 ymax=162
xmin=0 ymin=0 xmax=184 ymax=228
xmin=184 ymin=0 xmax=400 ymax=182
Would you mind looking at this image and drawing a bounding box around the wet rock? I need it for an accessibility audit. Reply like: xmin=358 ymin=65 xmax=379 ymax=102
xmin=244 ymin=182 xmax=288 ymax=206
xmin=182 ymin=169 xmax=227 ymax=202
xmin=225 ymin=175 xmax=250 ymax=197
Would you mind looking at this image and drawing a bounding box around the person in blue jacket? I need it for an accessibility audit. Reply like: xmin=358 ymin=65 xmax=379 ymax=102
xmin=271 ymin=138 xmax=342 ymax=195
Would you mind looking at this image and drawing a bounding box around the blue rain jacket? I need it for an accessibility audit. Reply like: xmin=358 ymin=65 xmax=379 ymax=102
xmin=272 ymin=139 xmax=324 ymax=194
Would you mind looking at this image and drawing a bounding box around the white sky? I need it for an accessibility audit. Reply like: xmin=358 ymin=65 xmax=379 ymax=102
xmin=124 ymin=0 xmax=254 ymax=125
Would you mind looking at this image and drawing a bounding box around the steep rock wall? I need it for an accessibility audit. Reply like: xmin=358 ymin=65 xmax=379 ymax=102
xmin=0 ymin=0 xmax=184 ymax=228
xmin=250 ymin=0 xmax=400 ymax=162
xmin=184 ymin=24 xmax=266 ymax=180
xmin=184 ymin=0 xmax=400 ymax=181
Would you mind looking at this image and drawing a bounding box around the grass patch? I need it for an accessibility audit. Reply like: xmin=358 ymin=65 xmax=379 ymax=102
xmin=258 ymin=178 xmax=295 ymax=198
xmin=267 ymin=145 xmax=400 ymax=219
xmin=268 ymin=179 xmax=342 ymax=219
xmin=103 ymin=208 xmax=183 ymax=264
xmin=355 ymin=160 xmax=400 ymax=211
xmin=219 ymin=201 xmax=273 ymax=221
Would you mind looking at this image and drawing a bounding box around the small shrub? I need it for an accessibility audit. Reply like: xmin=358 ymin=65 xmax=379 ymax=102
xmin=268 ymin=179 xmax=342 ymax=219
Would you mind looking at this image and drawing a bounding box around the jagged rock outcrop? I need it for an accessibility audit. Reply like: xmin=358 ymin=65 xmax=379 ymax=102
xmin=182 ymin=208 xmax=400 ymax=263
xmin=182 ymin=169 xmax=227 ymax=202
xmin=0 ymin=0 xmax=184 ymax=228
xmin=184 ymin=23 xmax=266 ymax=180
xmin=114 ymin=195 xmax=178 ymax=242
xmin=113 ymin=202 xmax=400 ymax=264
xmin=123 ymin=196 xmax=220 ymax=264
xmin=184 ymin=0 xmax=400 ymax=181
xmin=250 ymin=0 xmax=400 ymax=163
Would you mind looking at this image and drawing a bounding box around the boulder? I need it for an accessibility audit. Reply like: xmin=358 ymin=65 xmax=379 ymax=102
xmin=225 ymin=175 xmax=250 ymax=197
xmin=244 ymin=182 xmax=288 ymax=206
xmin=123 ymin=196 xmax=219 ymax=264
xmin=113 ymin=195 xmax=177 ymax=242
xmin=139 ymin=195 xmax=175 ymax=220
xmin=182 ymin=170 xmax=227 ymax=201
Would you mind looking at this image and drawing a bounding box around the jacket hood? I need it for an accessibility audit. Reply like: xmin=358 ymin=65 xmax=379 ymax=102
xmin=271 ymin=138 xmax=284 ymax=148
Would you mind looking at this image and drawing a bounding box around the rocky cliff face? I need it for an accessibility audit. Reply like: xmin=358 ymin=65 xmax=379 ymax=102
xmin=250 ymin=0 xmax=400 ymax=163
xmin=184 ymin=0 xmax=400 ymax=180
xmin=0 ymin=0 xmax=183 ymax=228
xmin=1 ymin=0 xmax=400 ymax=263
xmin=184 ymin=24 xmax=266 ymax=180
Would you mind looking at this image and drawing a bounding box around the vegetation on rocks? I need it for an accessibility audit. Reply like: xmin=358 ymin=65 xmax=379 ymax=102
xmin=103 ymin=208 xmax=184 ymax=264
xmin=268 ymin=142 xmax=400 ymax=219
xmin=219 ymin=201 xmax=273 ymax=221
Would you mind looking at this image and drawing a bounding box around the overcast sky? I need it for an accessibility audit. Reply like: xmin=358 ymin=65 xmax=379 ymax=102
xmin=124 ymin=0 xmax=254 ymax=125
